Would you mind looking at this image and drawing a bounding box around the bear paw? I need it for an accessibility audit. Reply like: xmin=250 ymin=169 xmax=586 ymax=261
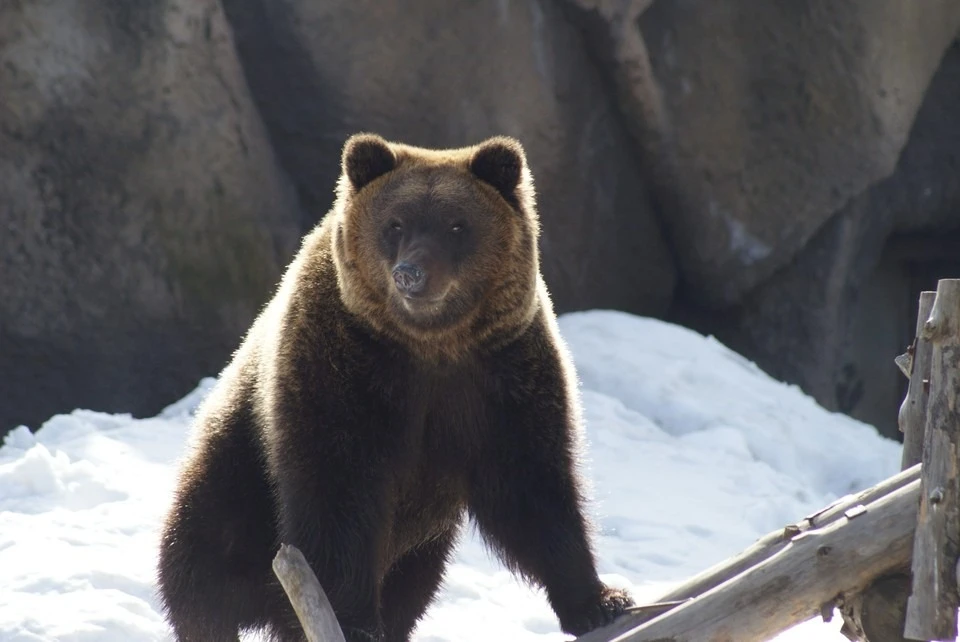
xmin=558 ymin=585 xmax=635 ymax=636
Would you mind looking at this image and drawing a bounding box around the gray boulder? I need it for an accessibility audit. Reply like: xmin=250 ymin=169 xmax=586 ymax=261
xmin=0 ymin=0 xmax=301 ymax=434
xmin=693 ymin=42 xmax=960 ymax=440
xmin=568 ymin=0 xmax=960 ymax=307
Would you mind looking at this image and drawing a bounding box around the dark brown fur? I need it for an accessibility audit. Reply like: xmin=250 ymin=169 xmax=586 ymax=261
xmin=156 ymin=134 xmax=633 ymax=642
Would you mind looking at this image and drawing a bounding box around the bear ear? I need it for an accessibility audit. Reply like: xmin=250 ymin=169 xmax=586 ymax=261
xmin=342 ymin=133 xmax=397 ymax=191
xmin=469 ymin=137 xmax=526 ymax=206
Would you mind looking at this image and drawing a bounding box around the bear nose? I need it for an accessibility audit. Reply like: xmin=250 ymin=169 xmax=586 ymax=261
xmin=392 ymin=263 xmax=426 ymax=295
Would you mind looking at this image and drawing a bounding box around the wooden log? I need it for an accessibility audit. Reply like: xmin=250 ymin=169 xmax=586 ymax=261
xmin=576 ymin=469 xmax=920 ymax=642
xmin=900 ymin=291 xmax=938 ymax=469
xmin=582 ymin=478 xmax=920 ymax=642
xmin=904 ymin=279 xmax=960 ymax=641
xmin=272 ymin=544 xmax=347 ymax=642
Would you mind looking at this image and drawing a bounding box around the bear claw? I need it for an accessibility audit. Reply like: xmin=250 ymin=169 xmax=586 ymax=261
xmin=560 ymin=586 xmax=635 ymax=636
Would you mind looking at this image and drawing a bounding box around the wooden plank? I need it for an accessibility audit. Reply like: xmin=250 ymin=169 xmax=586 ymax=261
xmin=272 ymin=543 xmax=347 ymax=642
xmin=900 ymin=291 xmax=937 ymax=469
xmin=577 ymin=479 xmax=920 ymax=642
xmin=905 ymin=279 xmax=960 ymax=641
xmin=576 ymin=466 xmax=920 ymax=642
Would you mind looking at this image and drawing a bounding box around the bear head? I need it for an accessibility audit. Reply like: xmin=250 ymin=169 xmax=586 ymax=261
xmin=331 ymin=133 xmax=543 ymax=361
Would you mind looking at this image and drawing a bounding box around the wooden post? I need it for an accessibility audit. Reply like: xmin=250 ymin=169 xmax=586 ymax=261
xmin=901 ymin=291 xmax=938 ymax=469
xmin=272 ymin=544 xmax=347 ymax=642
xmin=905 ymin=279 xmax=960 ymax=641
xmin=838 ymin=290 xmax=938 ymax=642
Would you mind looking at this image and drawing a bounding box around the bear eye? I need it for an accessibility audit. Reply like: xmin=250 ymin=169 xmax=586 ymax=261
xmin=389 ymin=221 xmax=403 ymax=232
xmin=450 ymin=223 xmax=465 ymax=234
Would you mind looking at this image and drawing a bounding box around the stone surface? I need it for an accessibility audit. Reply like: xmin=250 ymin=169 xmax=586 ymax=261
xmin=674 ymin=43 xmax=960 ymax=440
xmin=220 ymin=0 xmax=677 ymax=317
xmin=888 ymin=41 xmax=960 ymax=235
xmin=569 ymin=0 xmax=960 ymax=307
xmin=0 ymin=0 xmax=301 ymax=434
xmin=4 ymin=0 xmax=960 ymax=442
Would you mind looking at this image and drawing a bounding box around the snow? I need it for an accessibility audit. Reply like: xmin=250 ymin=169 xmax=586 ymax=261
xmin=0 ymin=310 xmax=902 ymax=641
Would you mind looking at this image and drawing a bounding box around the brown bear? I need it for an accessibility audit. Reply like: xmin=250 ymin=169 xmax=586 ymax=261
xmin=156 ymin=133 xmax=633 ymax=642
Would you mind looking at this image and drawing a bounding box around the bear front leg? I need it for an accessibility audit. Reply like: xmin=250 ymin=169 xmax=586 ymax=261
xmin=468 ymin=434 xmax=632 ymax=636
xmin=270 ymin=447 xmax=391 ymax=642
xmin=469 ymin=330 xmax=634 ymax=636
xmin=379 ymin=525 xmax=461 ymax=642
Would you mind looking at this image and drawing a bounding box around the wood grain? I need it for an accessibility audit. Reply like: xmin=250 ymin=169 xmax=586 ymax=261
xmin=905 ymin=279 xmax=960 ymax=641
xmin=272 ymin=543 xmax=347 ymax=642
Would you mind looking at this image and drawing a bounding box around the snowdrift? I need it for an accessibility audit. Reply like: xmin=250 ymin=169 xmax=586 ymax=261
xmin=0 ymin=311 xmax=901 ymax=641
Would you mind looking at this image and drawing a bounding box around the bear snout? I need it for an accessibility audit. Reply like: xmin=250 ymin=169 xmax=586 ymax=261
xmin=392 ymin=262 xmax=426 ymax=296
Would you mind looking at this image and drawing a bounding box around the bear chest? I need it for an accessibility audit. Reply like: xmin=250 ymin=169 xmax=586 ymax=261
xmin=392 ymin=363 xmax=489 ymax=468
xmin=380 ymin=365 xmax=489 ymax=555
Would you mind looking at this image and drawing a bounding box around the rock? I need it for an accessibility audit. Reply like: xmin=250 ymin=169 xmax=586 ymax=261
xmin=889 ymin=41 xmax=960 ymax=234
xmin=674 ymin=42 xmax=960 ymax=440
xmin=220 ymin=0 xmax=677 ymax=316
xmin=0 ymin=0 xmax=301 ymax=434
xmin=567 ymin=0 xmax=960 ymax=307
xmin=678 ymin=192 xmax=896 ymax=431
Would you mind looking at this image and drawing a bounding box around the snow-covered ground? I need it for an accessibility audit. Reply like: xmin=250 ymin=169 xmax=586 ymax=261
xmin=0 ymin=310 xmax=902 ymax=641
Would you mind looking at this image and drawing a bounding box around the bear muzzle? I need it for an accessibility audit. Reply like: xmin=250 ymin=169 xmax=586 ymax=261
xmin=392 ymin=262 xmax=427 ymax=297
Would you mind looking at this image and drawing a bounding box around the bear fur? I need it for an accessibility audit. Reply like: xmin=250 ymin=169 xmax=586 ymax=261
xmin=156 ymin=133 xmax=634 ymax=642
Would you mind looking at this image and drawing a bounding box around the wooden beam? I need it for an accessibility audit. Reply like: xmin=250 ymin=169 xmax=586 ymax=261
xmin=900 ymin=291 xmax=937 ymax=469
xmin=583 ymin=478 xmax=919 ymax=642
xmin=905 ymin=279 xmax=960 ymax=641
xmin=577 ymin=468 xmax=920 ymax=642
xmin=272 ymin=544 xmax=347 ymax=642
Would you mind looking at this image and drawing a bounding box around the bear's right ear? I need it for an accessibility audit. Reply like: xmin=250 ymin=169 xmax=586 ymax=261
xmin=342 ymin=133 xmax=397 ymax=191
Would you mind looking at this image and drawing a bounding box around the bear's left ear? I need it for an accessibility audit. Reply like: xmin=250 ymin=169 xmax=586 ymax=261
xmin=342 ymin=133 xmax=397 ymax=191
xmin=469 ymin=136 xmax=526 ymax=206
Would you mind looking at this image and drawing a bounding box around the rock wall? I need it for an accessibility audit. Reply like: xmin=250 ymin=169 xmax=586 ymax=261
xmin=2 ymin=0 xmax=958 ymax=439
xmin=0 ymin=0 xmax=301 ymax=432
xmin=675 ymin=42 xmax=960 ymax=438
